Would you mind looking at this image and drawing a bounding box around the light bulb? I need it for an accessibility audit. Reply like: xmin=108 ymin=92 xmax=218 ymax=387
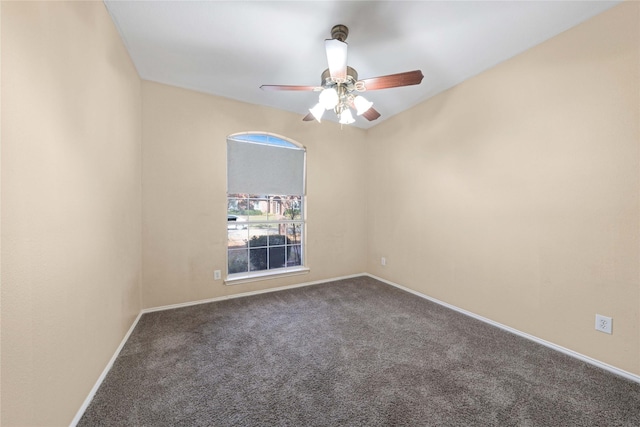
xmin=309 ymin=103 xmax=324 ymax=122
xmin=339 ymin=108 xmax=355 ymax=125
xmin=319 ymin=88 xmax=339 ymax=110
xmin=354 ymin=95 xmax=374 ymax=115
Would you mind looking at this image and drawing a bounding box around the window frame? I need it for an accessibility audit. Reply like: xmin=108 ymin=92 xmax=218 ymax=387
xmin=225 ymin=133 xmax=308 ymax=284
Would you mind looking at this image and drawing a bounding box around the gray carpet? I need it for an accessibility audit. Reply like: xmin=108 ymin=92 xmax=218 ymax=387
xmin=79 ymin=276 xmax=640 ymax=426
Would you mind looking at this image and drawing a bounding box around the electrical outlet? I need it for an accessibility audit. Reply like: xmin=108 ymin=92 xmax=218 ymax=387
xmin=214 ymin=270 xmax=221 ymax=280
xmin=595 ymin=314 xmax=612 ymax=334
xmin=381 ymin=257 xmax=386 ymax=266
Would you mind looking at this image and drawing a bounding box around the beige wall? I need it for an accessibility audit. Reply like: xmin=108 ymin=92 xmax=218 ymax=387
xmin=1 ymin=2 xmax=142 ymax=426
xmin=1 ymin=1 xmax=638 ymax=425
xmin=141 ymin=81 xmax=368 ymax=308
xmin=366 ymin=2 xmax=640 ymax=376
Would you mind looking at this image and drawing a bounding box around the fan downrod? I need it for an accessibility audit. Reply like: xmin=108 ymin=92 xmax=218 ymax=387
xmin=331 ymin=24 xmax=349 ymax=42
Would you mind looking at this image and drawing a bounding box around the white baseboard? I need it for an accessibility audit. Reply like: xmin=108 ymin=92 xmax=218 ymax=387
xmin=142 ymin=272 xmax=366 ymax=314
xmin=69 ymin=311 xmax=144 ymax=427
xmin=366 ymin=273 xmax=640 ymax=385
xmin=72 ymin=271 xmax=639 ymax=425
xmin=70 ymin=272 xmax=366 ymax=425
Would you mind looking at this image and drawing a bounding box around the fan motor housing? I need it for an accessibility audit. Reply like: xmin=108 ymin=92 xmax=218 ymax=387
xmin=321 ymin=66 xmax=358 ymax=87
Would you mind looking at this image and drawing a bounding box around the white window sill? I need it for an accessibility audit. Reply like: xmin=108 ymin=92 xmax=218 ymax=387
xmin=224 ymin=267 xmax=310 ymax=286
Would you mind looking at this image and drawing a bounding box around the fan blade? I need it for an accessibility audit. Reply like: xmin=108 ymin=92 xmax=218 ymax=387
xmin=325 ymin=39 xmax=348 ymax=81
xmin=302 ymin=113 xmax=315 ymax=122
xmin=260 ymin=85 xmax=319 ymax=91
xmin=359 ymin=70 xmax=424 ymax=91
xmin=362 ymin=107 xmax=381 ymax=121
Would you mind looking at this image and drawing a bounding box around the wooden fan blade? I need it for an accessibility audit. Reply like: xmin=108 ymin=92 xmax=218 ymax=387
xmin=302 ymin=113 xmax=315 ymax=121
xmin=325 ymin=39 xmax=348 ymax=81
xmin=260 ymin=85 xmax=319 ymax=91
xmin=362 ymin=107 xmax=381 ymax=121
xmin=359 ymin=70 xmax=424 ymax=91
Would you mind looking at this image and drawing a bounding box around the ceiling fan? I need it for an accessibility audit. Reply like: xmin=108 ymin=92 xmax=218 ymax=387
xmin=260 ymin=24 xmax=424 ymax=125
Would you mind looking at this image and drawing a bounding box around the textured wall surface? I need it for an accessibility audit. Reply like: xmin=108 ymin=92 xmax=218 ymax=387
xmin=1 ymin=2 xmax=638 ymax=426
xmin=366 ymin=2 xmax=639 ymax=376
xmin=1 ymin=2 xmax=142 ymax=425
xmin=141 ymin=81 xmax=368 ymax=308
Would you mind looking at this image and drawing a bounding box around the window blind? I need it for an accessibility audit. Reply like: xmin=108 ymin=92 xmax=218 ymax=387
xmin=227 ymin=138 xmax=306 ymax=195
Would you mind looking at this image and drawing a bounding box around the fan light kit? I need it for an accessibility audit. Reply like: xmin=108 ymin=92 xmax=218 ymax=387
xmin=261 ymin=24 xmax=424 ymax=125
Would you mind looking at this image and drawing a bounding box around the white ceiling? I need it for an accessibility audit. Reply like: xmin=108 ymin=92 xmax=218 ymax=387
xmin=104 ymin=1 xmax=621 ymax=129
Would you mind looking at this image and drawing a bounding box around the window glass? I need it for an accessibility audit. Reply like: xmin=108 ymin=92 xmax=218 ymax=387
xmin=227 ymin=193 xmax=304 ymax=275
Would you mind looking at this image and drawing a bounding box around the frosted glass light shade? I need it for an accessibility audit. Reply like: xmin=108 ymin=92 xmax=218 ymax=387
xmin=354 ymin=96 xmax=374 ymax=115
xmin=309 ymin=103 xmax=324 ymax=122
xmin=339 ymin=108 xmax=355 ymax=124
xmin=319 ymin=88 xmax=339 ymax=110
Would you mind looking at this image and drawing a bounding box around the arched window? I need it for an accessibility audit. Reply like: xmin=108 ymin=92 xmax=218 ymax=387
xmin=226 ymin=132 xmax=306 ymax=281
